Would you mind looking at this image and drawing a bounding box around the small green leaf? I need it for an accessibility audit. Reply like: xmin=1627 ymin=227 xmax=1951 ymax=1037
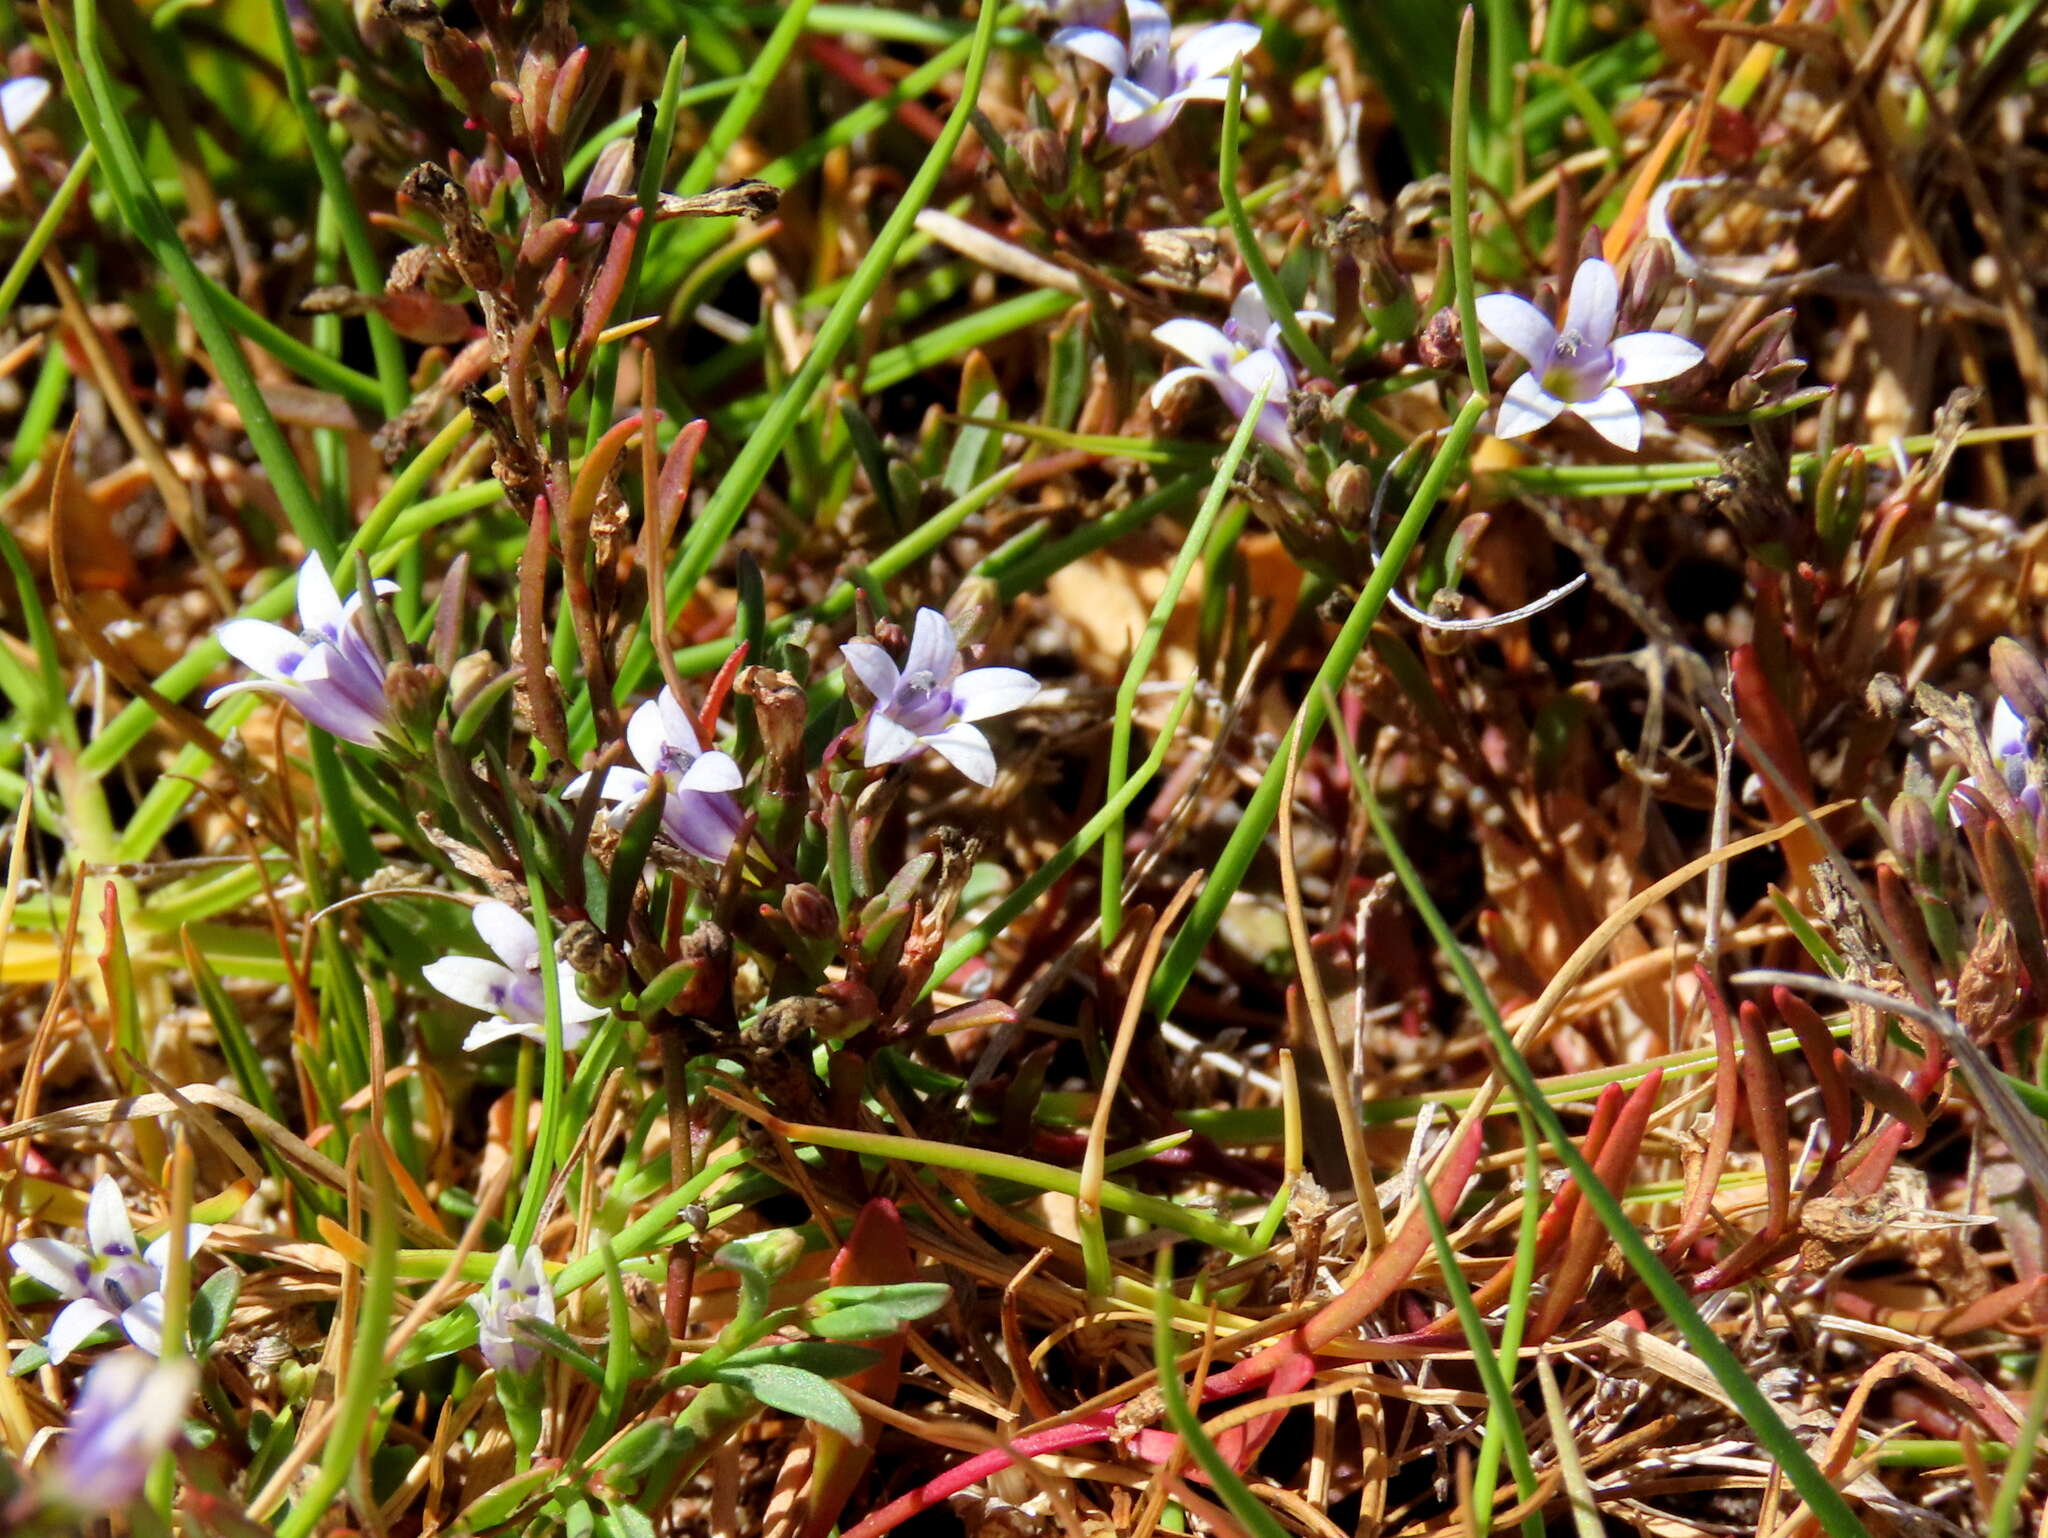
xmin=513 ymin=1318 xmax=608 ymax=1384
xmin=807 ymin=1281 xmax=950 ymax=1340
xmin=189 ymin=1266 xmax=243 ymax=1355
xmin=711 ymin=1363 xmax=861 ymax=1441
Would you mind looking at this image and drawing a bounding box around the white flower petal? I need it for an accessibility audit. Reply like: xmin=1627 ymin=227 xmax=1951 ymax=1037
xmin=216 ymin=618 xmax=310 ymax=682
xmin=864 ymin=713 xmax=923 ymax=767
xmin=1149 ymin=364 xmax=1220 ymax=408
xmin=462 ymin=1016 xmax=544 ymax=1052
xmin=472 ymin=900 xmax=540 ymax=972
xmin=679 ymin=750 xmax=743 ymax=793
xmin=423 ymin=956 xmax=519 ymax=1015
xmin=87 ymin=1178 xmax=140 ymax=1261
xmin=553 ymin=962 xmax=608 ymax=1026
xmin=568 ymin=767 xmax=653 ymax=806
xmin=47 ymin=1297 xmax=118 ymax=1363
xmin=656 ymin=687 xmax=704 ymax=755
xmin=1126 ymin=0 xmax=1173 ymax=78
xmin=905 ymin=608 xmax=959 ymax=683
xmin=1561 ymin=257 xmax=1619 ymax=350
xmin=142 ymin=1225 xmax=209 ymax=1274
xmin=119 ymin=1294 xmax=166 ymax=1357
xmin=9 ymin=1238 xmax=89 ymax=1298
xmin=1228 ymin=284 xmax=1275 ymax=342
xmin=296 ymin=552 xmax=345 ymax=638
xmin=923 ymin=722 xmax=998 ymax=786
xmin=1050 ymin=23 xmax=1128 ymax=77
xmin=953 ymin=667 xmax=1039 ymax=723
xmin=1571 ymin=385 xmax=1643 ymax=451
xmin=1153 ymin=318 xmax=1235 ymax=374
xmin=1495 ymin=372 xmax=1566 ymax=439
xmin=626 ymin=698 xmax=670 ymax=775
xmin=840 ymin=640 xmax=902 ymax=703
xmin=1474 ymin=293 xmax=1557 ymax=371
xmin=1104 ymin=77 xmax=1169 ymax=143
xmin=1 ymin=77 xmax=50 ymax=134
xmin=1173 ymin=20 xmax=1260 ymax=86
xmin=1609 ymin=329 xmax=1704 ymax=387
xmin=1993 ymin=698 xmax=2030 ymax=760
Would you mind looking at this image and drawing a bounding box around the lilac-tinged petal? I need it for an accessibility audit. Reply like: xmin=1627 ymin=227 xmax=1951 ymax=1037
xmin=1561 ymin=257 xmax=1620 ymax=350
xmin=296 ymin=553 xmax=345 ymax=638
xmin=1993 ymin=698 xmax=2030 ymax=761
xmin=905 ymin=608 xmax=959 ymax=683
xmin=1571 ymin=385 xmax=1643 ymax=451
xmin=679 ymin=750 xmax=743 ymax=793
xmin=10 ymin=1238 xmax=89 ymax=1298
xmin=864 ymin=713 xmax=923 ymax=767
xmin=1125 ymin=0 xmax=1173 ymax=87
xmin=566 ymin=766 xmax=653 ymax=807
xmin=1 ymin=77 xmax=50 ymax=134
xmin=840 ymin=640 xmax=902 ymax=702
xmin=665 ymin=793 xmax=742 ymax=863
xmin=473 ymin=901 xmax=541 ymax=972
xmin=47 ymin=1297 xmax=117 ymax=1363
xmin=1609 ymin=329 xmax=1704 ymax=387
xmin=923 ymin=722 xmax=998 ymax=786
xmin=117 ymin=1295 xmax=165 ymax=1357
xmin=1227 ymin=346 xmax=1291 ymax=406
xmin=1152 ymin=319 xmax=1234 ymax=372
xmin=204 ymin=679 xmax=292 ymax=711
xmin=553 ymin=963 xmax=608 ymax=1026
xmin=655 ymin=687 xmax=705 ymax=755
xmin=1252 ymin=399 xmax=1297 ymax=453
xmin=54 ymin=1350 xmax=195 ymax=1513
xmin=1105 ymin=79 xmax=1174 ymax=147
xmin=1172 ymin=20 xmax=1260 ymax=87
xmin=216 ymin=619 xmax=310 ymax=682
xmin=952 ymin=667 xmax=1039 ymax=722
xmin=86 ymin=1178 xmax=139 ymax=1261
xmin=1049 ymin=24 xmax=1128 ymax=77
xmin=1474 ymin=293 xmax=1557 ymax=371
xmin=1168 ymin=75 xmax=1237 ymax=106
xmin=462 ymin=1017 xmax=542 ymax=1052
xmin=142 ymin=1226 xmax=209 ymax=1275
xmin=424 ymin=957 xmax=520 ymax=1016
xmin=1495 ymin=372 xmax=1566 ymax=439
xmin=626 ymin=698 xmax=670 ymax=776
xmin=1228 ymin=284 xmax=1275 ymax=343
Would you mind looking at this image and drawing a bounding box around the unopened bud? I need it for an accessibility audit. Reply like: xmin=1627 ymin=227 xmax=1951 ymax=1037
xmin=1991 ymin=638 xmax=2048 ymax=731
xmin=781 ymin=882 xmax=837 ymax=939
xmin=1014 ymin=126 xmax=1065 ymax=191
xmin=1327 ymin=462 xmax=1372 ymax=529
xmin=1415 ymin=307 xmax=1462 ymax=371
xmin=1888 ymin=793 xmax=1941 ymax=886
xmin=945 ymin=577 xmax=1001 ymax=648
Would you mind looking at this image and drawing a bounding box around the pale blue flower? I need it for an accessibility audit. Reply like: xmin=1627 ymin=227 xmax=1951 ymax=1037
xmin=1053 ymin=1 xmax=1260 ymax=151
xmin=423 ymin=901 xmax=607 ymax=1052
xmin=468 ymin=1244 xmax=555 ymax=1374
xmin=46 ymin=1350 xmax=195 ymax=1515
xmin=209 ymin=552 xmax=400 ymax=748
xmin=8 ymin=1177 xmax=209 ymax=1363
xmin=1150 ymin=285 xmax=1328 ymax=452
xmin=842 ymin=609 xmax=1038 ymax=786
xmin=566 ymin=688 xmax=745 ymax=864
xmin=1476 ymin=257 xmax=1704 ymax=452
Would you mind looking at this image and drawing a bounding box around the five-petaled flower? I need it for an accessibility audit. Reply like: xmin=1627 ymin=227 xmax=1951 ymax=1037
xmin=565 ymin=688 xmax=746 ymax=864
xmin=842 ymin=609 xmax=1038 ymax=787
xmin=469 ymin=1245 xmax=556 ymax=1375
xmin=1151 ymin=285 xmax=1328 ymax=452
xmin=1475 ymin=256 xmax=1704 ymax=452
xmin=209 ymin=552 xmax=400 ymax=749
xmin=44 ymin=1349 xmax=196 ymax=1516
xmin=0 ymin=78 xmax=50 ymax=197
xmin=1053 ymin=0 xmax=1260 ymax=151
xmin=8 ymin=1176 xmax=209 ymax=1364
xmin=423 ymin=901 xmax=607 ymax=1052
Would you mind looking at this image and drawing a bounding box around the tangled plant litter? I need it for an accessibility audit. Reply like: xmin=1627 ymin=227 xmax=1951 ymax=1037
xmin=0 ymin=0 xmax=2046 ymax=1535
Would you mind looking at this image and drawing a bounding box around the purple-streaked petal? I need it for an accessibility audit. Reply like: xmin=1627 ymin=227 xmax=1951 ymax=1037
xmin=656 ymin=687 xmax=704 ymax=755
xmin=1571 ymin=385 xmax=1642 ymax=451
xmin=679 ymin=750 xmax=743 ymax=793
xmin=296 ymin=552 xmax=345 ymax=638
xmin=923 ymin=722 xmax=998 ymax=786
xmin=86 ymin=1179 xmax=139 ymax=1262
xmin=665 ymin=792 xmax=743 ymax=863
xmin=1609 ymin=329 xmax=1704 ymax=387
xmin=864 ymin=713 xmax=923 ymax=767
xmin=1149 ymin=364 xmax=1220 ymax=408
xmin=473 ymin=900 xmax=541 ymax=972
xmin=1152 ymin=318 xmax=1234 ymax=373
xmin=1252 ymin=399 xmax=1296 ymax=453
xmin=905 ymin=608 xmax=958 ymax=683
xmin=1173 ymin=20 xmax=1260 ymax=87
xmin=47 ymin=1297 xmax=118 ymax=1363
xmin=1561 ymin=257 xmax=1619 ymax=350
xmin=1126 ymin=0 xmax=1173 ymax=87
xmin=423 ymin=956 xmax=519 ymax=1016
xmin=290 ymin=692 xmax=389 ymax=749
xmin=1495 ymin=372 xmax=1566 ymax=439
xmin=952 ymin=667 xmax=1039 ymax=723
xmin=10 ymin=1238 xmax=89 ymax=1298
xmin=141 ymin=1226 xmax=209 ymax=1275
xmin=1474 ymin=293 xmax=1557 ymax=371
xmin=1 ymin=77 xmax=49 ymax=135
xmin=1104 ymin=78 xmax=1172 ymax=148
xmin=216 ymin=618 xmax=310 ymax=682
xmin=840 ymin=640 xmax=902 ymax=703
xmin=117 ymin=1294 xmax=165 ymax=1357
xmin=1050 ymin=23 xmax=1128 ymax=77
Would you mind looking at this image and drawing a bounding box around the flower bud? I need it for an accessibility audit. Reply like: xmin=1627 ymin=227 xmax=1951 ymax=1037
xmin=1014 ymin=126 xmax=1065 ymax=192
xmin=1327 ymin=462 xmax=1372 ymax=529
xmin=945 ymin=577 xmax=1001 ymax=648
xmin=1415 ymin=307 xmax=1462 ymax=371
xmin=781 ymin=882 xmax=837 ymax=939
xmin=1990 ymin=638 xmax=2048 ymax=732
xmin=1888 ymin=792 xmax=1941 ymax=886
